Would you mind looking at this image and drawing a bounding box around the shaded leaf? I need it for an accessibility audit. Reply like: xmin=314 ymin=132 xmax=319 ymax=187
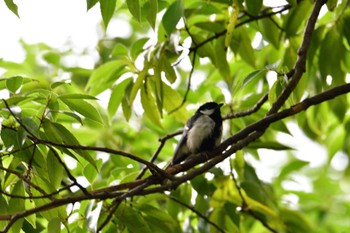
xmin=4 ymin=0 xmax=19 ymax=17
xmin=100 ymin=0 xmax=117 ymax=28
xmin=141 ymin=83 xmax=162 ymax=127
xmin=245 ymin=0 xmax=262 ymax=16
xmin=162 ymin=0 xmax=183 ymax=35
xmin=86 ymin=0 xmax=99 ymax=10
xmin=6 ymin=76 xmax=23 ymax=93
xmin=47 ymin=149 xmax=64 ymax=189
xmin=147 ymin=0 xmax=158 ymax=28
xmin=126 ymin=0 xmax=141 ymax=21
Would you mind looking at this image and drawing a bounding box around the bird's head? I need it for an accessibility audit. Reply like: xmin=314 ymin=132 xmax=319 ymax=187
xmin=197 ymin=102 xmax=223 ymax=116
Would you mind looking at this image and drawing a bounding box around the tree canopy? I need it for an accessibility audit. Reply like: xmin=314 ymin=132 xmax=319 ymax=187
xmin=1 ymin=0 xmax=350 ymax=232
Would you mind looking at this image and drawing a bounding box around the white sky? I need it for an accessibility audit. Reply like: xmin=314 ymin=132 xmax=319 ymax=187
xmin=0 ymin=0 xmax=100 ymax=62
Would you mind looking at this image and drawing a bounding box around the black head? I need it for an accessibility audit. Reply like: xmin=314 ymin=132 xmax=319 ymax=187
xmin=197 ymin=102 xmax=223 ymax=117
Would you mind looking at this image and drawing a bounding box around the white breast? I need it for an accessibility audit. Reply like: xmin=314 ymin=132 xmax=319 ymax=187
xmin=187 ymin=115 xmax=215 ymax=152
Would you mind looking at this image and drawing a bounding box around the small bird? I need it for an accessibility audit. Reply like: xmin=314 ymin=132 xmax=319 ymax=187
xmin=171 ymin=102 xmax=223 ymax=165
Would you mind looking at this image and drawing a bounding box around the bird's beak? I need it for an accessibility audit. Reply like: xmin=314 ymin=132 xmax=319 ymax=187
xmin=218 ymin=103 xmax=224 ymax=108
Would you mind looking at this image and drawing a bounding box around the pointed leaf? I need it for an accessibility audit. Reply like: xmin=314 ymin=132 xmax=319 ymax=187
xmin=162 ymin=0 xmax=183 ymax=35
xmin=100 ymin=0 xmax=117 ymax=28
xmin=147 ymin=0 xmax=158 ymax=29
xmin=141 ymin=83 xmax=162 ymax=127
xmin=108 ymin=78 xmax=132 ymax=117
xmin=87 ymin=0 xmax=98 ymax=11
xmin=60 ymin=98 xmax=102 ymax=123
xmin=4 ymin=0 xmax=19 ymax=17
xmin=126 ymin=0 xmax=141 ymax=21
xmin=87 ymin=60 xmax=126 ymax=95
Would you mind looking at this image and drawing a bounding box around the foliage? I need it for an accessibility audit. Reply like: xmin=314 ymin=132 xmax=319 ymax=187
xmin=1 ymin=0 xmax=350 ymax=232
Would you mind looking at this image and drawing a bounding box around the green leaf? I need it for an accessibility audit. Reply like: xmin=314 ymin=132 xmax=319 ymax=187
xmin=278 ymin=160 xmax=309 ymax=180
xmin=343 ymin=14 xmax=350 ymax=47
xmin=108 ymin=78 xmax=132 ymax=117
xmin=231 ymin=27 xmax=256 ymax=67
xmin=225 ymin=5 xmax=238 ymax=47
xmin=21 ymin=117 xmax=40 ymax=138
xmin=215 ymin=36 xmax=230 ymax=81
xmin=48 ymin=217 xmax=61 ymax=233
xmin=163 ymin=84 xmax=188 ymax=123
xmin=43 ymin=51 xmax=60 ymax=66
xmin=281 ymin=209 xmax=314 ymax=233
xmin=126 ymin=0 xmax=141 ymax=22
xmin=87 ymin=60 xmax=126 ymax=95
xmin=43 ymin=120 xmax=97 ymax=168
xmin=162 ymin=0 xmax=184 ymax=35
xmin=269 ymin=79 xmax=283 ymax=106
xmin=47 ymin=149 xmax=64 ymax=189
xmin=130 ymin=38 xmax=149 ymax=60
xmin=242 ymin=69 xmax=267 ymax=87
xmin=129 ymin=64 xmax=149 ymax=105
xmin=245 ymin=0 xmax=262 ymax=16
xmin=4 ymin=0 xmax=19 ymax=17
xmin=136 ymin=204 xmax=180 ymax=233
xmin=122 ymin=97 xmax=132 ymax=121
xmin=141 ymin=83 xmax=162 ymax=127
xmin=84 ymin=163 xmax=98 ymax=184
xmin=100 ymin=0 xmax=117 ymax=28
xmin=147 ymin=0 xmax=158 ymax=29
xmin=87 ymin=0 xmax=99 ymax=11
xmin=59 ymin=98 xmax=102 ymax=123
xmin=319 ymin=27 xmax=345 ymax=82
xmin=326 ymin=0 xmax=337 ymax=11
xmin=115 ymin=204 xmax=152 ymax=233
xmin=284 ymin=0 xmax=312 ymax=37
xmin=6 ymin=76 xmax=23 ymax=93
xmin=8 ymin=181 xmax=25 ymax=232
xmin=258 ymin=17 xmax=280 ymax=49
xmin=58 ymin=93 xmax=97 ymax=100
xmin=161 ymin=57 xmax=176 ymax=84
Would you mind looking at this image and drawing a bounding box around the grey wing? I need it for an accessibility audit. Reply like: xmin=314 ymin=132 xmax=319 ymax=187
xmin=171 ymin=127 xmax=190 ymax=165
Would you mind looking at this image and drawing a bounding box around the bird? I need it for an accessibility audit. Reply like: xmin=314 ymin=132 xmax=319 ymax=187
xmin=171 ymin=102 xmax=223 ymax=166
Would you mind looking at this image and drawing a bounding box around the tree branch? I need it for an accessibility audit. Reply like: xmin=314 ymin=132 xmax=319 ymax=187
xmin=267 ymin=0 xmax=325 ymax=114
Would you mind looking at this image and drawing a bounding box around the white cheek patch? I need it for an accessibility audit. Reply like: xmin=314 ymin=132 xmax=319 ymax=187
xmin=187 ymin=115 xmax=215 ymax=152
xmin=200 ymin=109 xmax=215 ymax=115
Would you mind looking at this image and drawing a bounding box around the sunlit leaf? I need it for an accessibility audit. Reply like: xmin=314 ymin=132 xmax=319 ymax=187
xmin=59 ymin=98 xmax=102 ymax=123
xmin=48 ymin=217 xmax=61 ymax=233
xmin=225 ymin=5 xmax=238 ymax=47
xmin=87 ymin=60 xmax=126 ymax=95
